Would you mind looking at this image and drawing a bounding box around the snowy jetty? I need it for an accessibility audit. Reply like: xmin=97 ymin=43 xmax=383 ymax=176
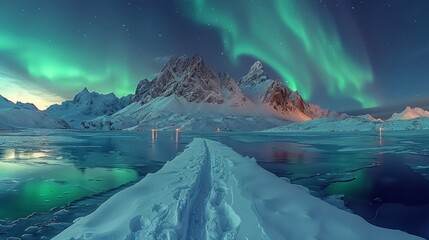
xmin=55 ymin=139 xmax=421 ymax=240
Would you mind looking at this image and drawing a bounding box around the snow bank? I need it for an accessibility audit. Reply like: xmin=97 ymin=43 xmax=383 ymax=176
xmin=54 ymin=139 xmax=421 ymax=240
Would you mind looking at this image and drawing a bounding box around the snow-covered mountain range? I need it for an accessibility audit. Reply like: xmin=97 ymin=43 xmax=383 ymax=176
xmin=81 ymin=55 xmax=333 ymax=131
xmin=0 ymin=95 xmax=68 ymax=130
xmin=45 ymin=88 xmax=132 ymax=128
xmin=265 ymin=106 xmax=429 ymax=132
xmin=2 ymin=55 xmax=429 ymax=132
xmin=389 ymin=106 xmax=429 ymax=121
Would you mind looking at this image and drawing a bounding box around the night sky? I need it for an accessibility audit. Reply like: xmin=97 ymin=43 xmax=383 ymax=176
xmin=0 ymin=0 xmax=428 ymax=111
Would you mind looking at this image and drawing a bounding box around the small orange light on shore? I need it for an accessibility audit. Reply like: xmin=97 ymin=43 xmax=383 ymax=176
xmin=176 ymin=128 xmax=180 ymax=131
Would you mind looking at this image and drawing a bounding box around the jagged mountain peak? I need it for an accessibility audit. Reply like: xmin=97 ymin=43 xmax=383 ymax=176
xmin=239 ymin=61 xmax=268 ymax=86
xmin=132 ymin=79 xmax=152 ymax=103
xmin=73 ymin=88 xmax=118 ymax=102
xmin=249 ymin=61 xmax=264 ymax=76
xmin=73 ymin=87 xmax=92 ymax=102
xmin=78 ymin=87 xmax=90 ymax=95
xmin=162 ymin=54 xmax=205 ymax=73
xmin=138 ymin=54 xmax=225 ymax=105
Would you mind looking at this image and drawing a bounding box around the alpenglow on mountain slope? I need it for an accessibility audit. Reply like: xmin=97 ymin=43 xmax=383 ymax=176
xmin=0 ymin=95 xmax=68 ymax=129
xmin=82 ymin=55 xmax=332 ymax=131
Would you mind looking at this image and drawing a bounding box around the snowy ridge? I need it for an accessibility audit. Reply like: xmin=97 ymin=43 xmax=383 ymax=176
xmin=132 ymin=55 xmax=252 ymax=108
xmin=0 ymin=95 xmax=67 ymax=129
xmin=264 ymin=114 xmax=429 ymax=132
xmin=55 ymin=139 xmax=421 ymax=240
xmin=0 ymin=95 xmax=16 ymax=109
xmin=389 ymin=106 xmax=429 ymax=121
xmin=45 ymin=88 xmax=132 ymax=128
xmin=0 ymin=95 xmax=38 ymax=110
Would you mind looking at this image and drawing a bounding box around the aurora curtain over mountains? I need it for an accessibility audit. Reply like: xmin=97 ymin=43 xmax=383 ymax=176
xmin=183 ymin=0 xmax=375 ymax=108
xmin=0 ymin=0 xmax=428 ymax=110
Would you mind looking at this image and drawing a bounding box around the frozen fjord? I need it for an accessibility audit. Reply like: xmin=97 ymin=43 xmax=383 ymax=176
xmin=55 ymin=138 xmax=421 ymax=240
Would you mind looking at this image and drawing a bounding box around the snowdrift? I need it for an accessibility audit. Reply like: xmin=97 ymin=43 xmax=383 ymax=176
xmin=55 ymin=139 xmax=421 ymax=240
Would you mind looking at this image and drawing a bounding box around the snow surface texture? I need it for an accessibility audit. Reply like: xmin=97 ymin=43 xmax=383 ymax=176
xmin=45 ymin=88 xmax=131 ymax=128
xmin=54 ymin=139 xmax=421 ymax=240
xmin=82 ymin=55 xmax=334 ymax=131
xmin=0 ymin=95 xmax=67 ymax=129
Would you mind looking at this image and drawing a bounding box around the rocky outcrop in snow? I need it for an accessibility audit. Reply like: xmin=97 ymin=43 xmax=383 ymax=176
xmin=45 ymin=88 xmax=132 ymax=128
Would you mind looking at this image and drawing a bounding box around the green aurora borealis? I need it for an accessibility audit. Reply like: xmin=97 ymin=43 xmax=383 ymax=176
xmin=1 ymin=0 xmax=429 ymax=110
xmin=184 ymin=0 xmax=376 ymax=107
xmin=0 ymin=33 xmax=135 ymax=95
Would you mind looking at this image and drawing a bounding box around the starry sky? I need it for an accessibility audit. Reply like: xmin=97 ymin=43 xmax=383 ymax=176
xmin=0 ymin=0 xmax=428 ymax=111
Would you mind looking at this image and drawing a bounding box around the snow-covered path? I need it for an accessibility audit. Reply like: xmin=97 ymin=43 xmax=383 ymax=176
xmin=54 ymin=139 xmax=422 ymax=240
